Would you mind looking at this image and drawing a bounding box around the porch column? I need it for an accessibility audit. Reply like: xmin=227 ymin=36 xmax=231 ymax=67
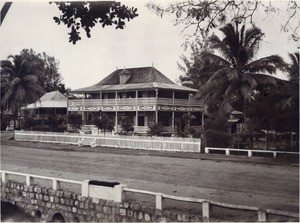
xmin=155 ymin=89 xmax=158 ymax=124
xmin=100 ymin=92 xmax=102 ymax=109
xmin=188 ymin=93 xmax=192 ymax=128
xmin=135 ymin=90 xmax=138 ymax=132
xmin=172 ymin=91 xmax=175 ymax=133
xmin=115 ymin=92 xmax=118 ymax=130
xmin=82 ymin=93 xmax=85 ymax=125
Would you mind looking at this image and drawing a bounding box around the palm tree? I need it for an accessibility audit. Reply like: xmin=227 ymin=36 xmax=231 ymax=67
xmin=1 ymin=55 xmax=45 ymax=127
xmin=280 ymin=52 xmax=299 ymax=108
xmin=196 ymin=22 xmax=285 ymax=120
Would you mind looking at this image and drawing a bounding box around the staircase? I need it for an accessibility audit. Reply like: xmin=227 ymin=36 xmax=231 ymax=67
xmin=78 ymin=137 xmax=96 ymax=148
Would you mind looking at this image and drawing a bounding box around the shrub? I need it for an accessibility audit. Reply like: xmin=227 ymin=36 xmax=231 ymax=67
xmin=68 ymin=113 xmax=82 ymax=130
xmin=94 ymin=114 xmax=114 ymax=134
xmin=203 ymin=129 xmax=232 ymax=148
xmin=120 ymin=116 xmax=134 ymax=133
xmin=148 ymin=123 xmax=163 ymax=136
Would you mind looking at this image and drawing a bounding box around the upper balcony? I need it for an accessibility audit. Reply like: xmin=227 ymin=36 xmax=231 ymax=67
xmin=68 ymin=97 xmax=203 ymax=112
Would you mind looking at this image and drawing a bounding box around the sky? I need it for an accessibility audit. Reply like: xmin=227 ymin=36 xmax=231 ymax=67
xmin=0 ymin=0 xmax=298 ymax=90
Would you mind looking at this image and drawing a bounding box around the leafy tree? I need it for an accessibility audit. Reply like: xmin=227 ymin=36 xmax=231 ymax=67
xmin=178 ymin=38 xmax=214 ymax=89
xmin=68 ymin=113 xmax=82 ymax=130
xmin=147 ymin=1 xmax=299 ymax=42
xmin=51 ymin=1 xmax=139 ymax=44
xmin=1 ymin=55 xmax=45 ymax=126
xmin=94 ymin=113 xmax=114 ymax=134
xmin=120 ymin=116 xmax=134 ymax=133
xmin=195 ymin=23 xmax=285 ymax=119
xmin=19 ymin=49 xmax=68 ymax=94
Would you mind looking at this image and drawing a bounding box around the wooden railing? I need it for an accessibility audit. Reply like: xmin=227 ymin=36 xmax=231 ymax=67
xmin=1 ymin=170 xmax=298 ymax=222
xmin=205 ymin=147 xmax=299 ymax=158
xmin=68 ymin=97 xmax=202 ymax=107
xmin=123 ymin=188 xmax=299 ymax=221
xmin=1 ymin=170 xmax=82 ymax=190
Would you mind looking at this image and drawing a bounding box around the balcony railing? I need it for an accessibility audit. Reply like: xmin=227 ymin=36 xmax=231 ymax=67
xmin=69 ymin=97 xmax=202 ymax=107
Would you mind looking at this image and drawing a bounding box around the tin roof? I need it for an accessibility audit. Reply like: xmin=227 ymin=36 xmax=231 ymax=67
xmin=71 ymin=67 xmax=198 ymax=93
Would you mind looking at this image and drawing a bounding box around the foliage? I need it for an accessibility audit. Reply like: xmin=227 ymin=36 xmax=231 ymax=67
xmin=1 ymin=115 xmax=11 ymax=131
xmin=51 ymin=1 xmax=139 ymax=44
xmin=178 ymin=38 xmax=214 ymax=89
xmin=18 ymin=49 xmax=68 ymax=94
xmin=1 ymin=54 xmax=45 ymax=117
xmin=148 ymin=123 xmax=163 ymax=136
xmin=202 ymin=111 xmax=232 ymax=147
xmin=278 ymin=52 xmax=299 ymax=109
xmin=23 ymin=115 xmax=66 ymax=132
xmin=120 ymin=116 xmax=134 ymax=133
xmin=147 ymin=1 xmax=300 ymax=42
xmin=68 ymin=113 xmax=82 ymax=130
xmin=203 ymin=129 xmax=232 ymax=148
xmin=195 ymin=23 xmax=285 ymax=116
xmin=94 ymin=113 xmax=114 ymax=133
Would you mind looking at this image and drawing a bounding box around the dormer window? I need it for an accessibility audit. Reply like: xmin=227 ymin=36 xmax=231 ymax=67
xmin=119 ymin=69 xmax=132 ymax=84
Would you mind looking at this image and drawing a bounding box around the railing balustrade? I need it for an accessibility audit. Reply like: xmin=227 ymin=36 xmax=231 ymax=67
xmin=205 ymin=147 xmax=299 ymax=158
xmin=68 ymin=97 xmax=202 ymax=108
xmin=1 ymin=170 xmax=298 ymax=222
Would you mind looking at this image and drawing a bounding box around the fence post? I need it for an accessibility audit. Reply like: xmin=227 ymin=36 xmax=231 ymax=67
xmin=2 ymin=172 xmax=6 ymax=183
xmin=155 ymin=193 xmax=163 ymax=210
xmin=257 ymin=209 xmax=267 ymax=221
xmin=52 ymin=179 xmax=61 ymax=190
xmin=205 ymin=147 xmax=209 ymax=154
xmin=26 ymin=175 xmax=33 ymax=186
xmin=248 ymin=150 xmax=252 ymax=157
xmin=226 ymin=149 xmax=230 ymax=156
xmin=81 ymin=180 xmax=90 ymax=197
xmin=273 ymin=152 xmax=277 ymax=158
xmin=198 ymin=139 xmax=201 ymax=153
xmin=202 ymin=201 xmax=211 ymax=221
xmin=114 ymin=184 xmax=127 ymax=202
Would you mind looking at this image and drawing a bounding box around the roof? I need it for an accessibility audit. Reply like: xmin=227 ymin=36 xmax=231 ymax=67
xmin=71 ymin=67 xmax=198 ymax=93
xmin=97 ymin=67 xmax=175 ymax=85
xmin=71 ymin=82 xmax=198 ymax=93
xmin=21 ymin=91 xmax=67 ymax=110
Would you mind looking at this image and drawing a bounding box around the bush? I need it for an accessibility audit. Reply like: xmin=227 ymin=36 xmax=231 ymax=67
xmin=68 ymin=114 xmax=82 ymax=130
xmin=203 ymin=129 xmax=232 ymax=148
xmin=1 ymin=115 xmax=12 ymax=130
xmin=148 ymin=123 xmax=163 ymax=136
xmin=23 ymin=115 xmax=67 ymax=132
xmin=120 ymin=116 xmax=134 ymax=133
xmin=94 ymin=114 xmax=114 ymax=134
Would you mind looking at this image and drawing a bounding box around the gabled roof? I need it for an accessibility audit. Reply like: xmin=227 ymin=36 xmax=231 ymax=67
xmin=71 ymin=67 xmax=198 ymax=93
xmin=21 ymin=91 xmax=67 ymax=110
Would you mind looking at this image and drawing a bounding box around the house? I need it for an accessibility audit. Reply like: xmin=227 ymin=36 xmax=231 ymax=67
xmin=21 ymin=91 xmax=68 ymax=117
xmin=69 ymin=67 xmax=203 ymax=134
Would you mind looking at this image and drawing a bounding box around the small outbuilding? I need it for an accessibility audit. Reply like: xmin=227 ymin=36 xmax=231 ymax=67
xmin=21 ymin=91 xmax=67 ymax=117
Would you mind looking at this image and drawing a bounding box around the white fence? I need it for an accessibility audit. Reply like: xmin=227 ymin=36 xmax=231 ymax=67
xmin=14 ymin=131 xmax=201 ymax=153
xmin=1 ymin=170 xmax=298 ymax=222
xmin=205 ymin=147 xmax=299 ymax=158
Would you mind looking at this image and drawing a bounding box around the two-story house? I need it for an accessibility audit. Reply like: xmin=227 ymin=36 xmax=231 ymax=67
xmin=69 ymin=67 xmax=203 ymax=134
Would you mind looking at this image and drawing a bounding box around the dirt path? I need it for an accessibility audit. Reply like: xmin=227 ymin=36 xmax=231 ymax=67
xmin=1 ymin=141 xmax=298 ymax=213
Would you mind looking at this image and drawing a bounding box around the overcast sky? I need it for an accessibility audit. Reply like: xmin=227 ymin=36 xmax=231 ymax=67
xmin=0 ymin=0 xmax=298 ymax=90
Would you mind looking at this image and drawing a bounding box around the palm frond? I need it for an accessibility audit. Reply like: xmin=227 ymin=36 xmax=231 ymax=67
xmin=242 ymin=73 xmax=258 ymax=89
xmin=244 ymin=55 xmax=285 ymax=74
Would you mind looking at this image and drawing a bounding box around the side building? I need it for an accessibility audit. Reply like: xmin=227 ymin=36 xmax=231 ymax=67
xmin=68 ymin=67 xmax=203 ymax=135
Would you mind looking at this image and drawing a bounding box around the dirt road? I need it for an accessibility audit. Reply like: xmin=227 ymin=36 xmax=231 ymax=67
xmin=1 ymin=142 xmax=298 ymax=213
